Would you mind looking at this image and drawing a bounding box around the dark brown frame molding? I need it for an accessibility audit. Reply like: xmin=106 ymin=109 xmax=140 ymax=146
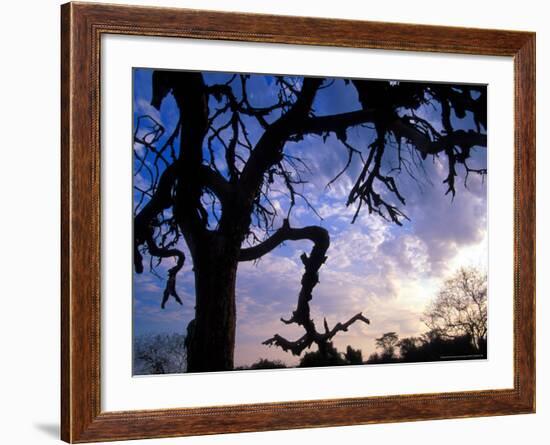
xmin=61 ymin=2 xmax=536 ymax=442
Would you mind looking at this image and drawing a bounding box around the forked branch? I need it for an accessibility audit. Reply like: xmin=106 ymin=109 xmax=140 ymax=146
xmin=251 ymin=220 xmax=369 ymax=356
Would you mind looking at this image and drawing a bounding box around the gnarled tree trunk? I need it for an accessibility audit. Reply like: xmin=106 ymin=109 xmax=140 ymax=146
xmin=185 ymin=236 xmax=240 ymax=372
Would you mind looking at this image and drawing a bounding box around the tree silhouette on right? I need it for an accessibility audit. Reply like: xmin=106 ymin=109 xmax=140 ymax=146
xmin=422 ymin=267 xmax=487 ymax=351
xmin=366 ymin=268 xmax=487 ymax=365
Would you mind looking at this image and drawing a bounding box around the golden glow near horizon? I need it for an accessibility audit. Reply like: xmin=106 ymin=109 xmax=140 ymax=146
xmin=131 ymin=68 xmax=488 ymax=371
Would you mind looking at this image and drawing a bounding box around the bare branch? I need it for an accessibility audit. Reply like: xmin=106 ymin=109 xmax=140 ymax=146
xmin=246 ymin=219 xmax=369 ymax=357
xmin=263 ymin=312 xmax=369 ymax=356
xmin=239 ymin=219 xmax=327 ymax=262
xmin=145 ymin=235 xmax=186 ymax=309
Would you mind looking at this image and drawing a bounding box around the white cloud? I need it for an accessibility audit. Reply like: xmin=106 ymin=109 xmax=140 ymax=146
xmin=229 ymin=167 xmax=487 ymax=365
xmin=132 ymin=73 xmax=488 ymax=367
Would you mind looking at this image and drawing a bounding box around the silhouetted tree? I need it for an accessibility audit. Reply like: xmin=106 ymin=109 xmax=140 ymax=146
xmin=133 ymin=333 xmax=187 ymax=375
xmin=375 ymin=332 xmax=400 ymax=360
xmin=398 ymin=336 xmax=423 ymax=359
xmin=298 ymin=342 xmax=363 ymax=367
xmin=134 ymin=70 xmax=487 ymax=371
xmin=398 ymin=331 xmax=485 ymax=363
xmin=299 ymin=342 xmax=346 ymax=367
xmin=250 ymin=358 xmax=287 ymax=369
xmin=423 ymin=267 xmax=487 ymax=350
xmin=234 ymin=358 xmax=287 ymax=370
xmin=344 ymin=345 xmax=364 ymax=365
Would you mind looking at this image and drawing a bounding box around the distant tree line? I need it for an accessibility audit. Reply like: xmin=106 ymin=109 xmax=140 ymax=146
xmin=235 ymin=343 xmax=363 ymax=371
xmin=367 ymin=267 xmax=487 ymax=364
xmin=133 ymin=267 xmax=486 ymax=373
xmin=367 ymin=330 xmax=486 ymax=364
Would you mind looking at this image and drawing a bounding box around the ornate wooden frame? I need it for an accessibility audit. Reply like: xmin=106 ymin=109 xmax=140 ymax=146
xmin=61 ymin=2 xmax=536 ymax=442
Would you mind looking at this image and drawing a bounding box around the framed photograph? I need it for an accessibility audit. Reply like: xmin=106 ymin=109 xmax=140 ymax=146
xmin=61 ymin=2 xmax=535 ymax=442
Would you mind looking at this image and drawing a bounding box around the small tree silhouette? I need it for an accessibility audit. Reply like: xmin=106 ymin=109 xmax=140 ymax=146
xmin=423 ymin=267 xmax=487 ymax=350
xmin=298 ymin=342 xmax=364 ymax=367
xmin=133 ymin=333 xmax=187 ymax=375
xmin=375 ymin=332 xmax=400 ymax=360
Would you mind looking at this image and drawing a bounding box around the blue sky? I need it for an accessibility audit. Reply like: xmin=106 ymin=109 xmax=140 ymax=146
xmin=133 ymin=68 xmax=487 ymax=367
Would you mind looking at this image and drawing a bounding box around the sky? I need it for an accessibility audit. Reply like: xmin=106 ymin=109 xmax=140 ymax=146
xmin=132 ymin=68 xmax=487 ymax=368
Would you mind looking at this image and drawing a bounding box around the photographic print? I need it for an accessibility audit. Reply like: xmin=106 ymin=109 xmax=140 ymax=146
xmin=132 ymin=68 xmax=488 ymax=375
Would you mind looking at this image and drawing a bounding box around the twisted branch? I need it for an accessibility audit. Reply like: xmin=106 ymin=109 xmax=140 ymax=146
xmin=248 ymin=220 xmax=370 ymax=356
